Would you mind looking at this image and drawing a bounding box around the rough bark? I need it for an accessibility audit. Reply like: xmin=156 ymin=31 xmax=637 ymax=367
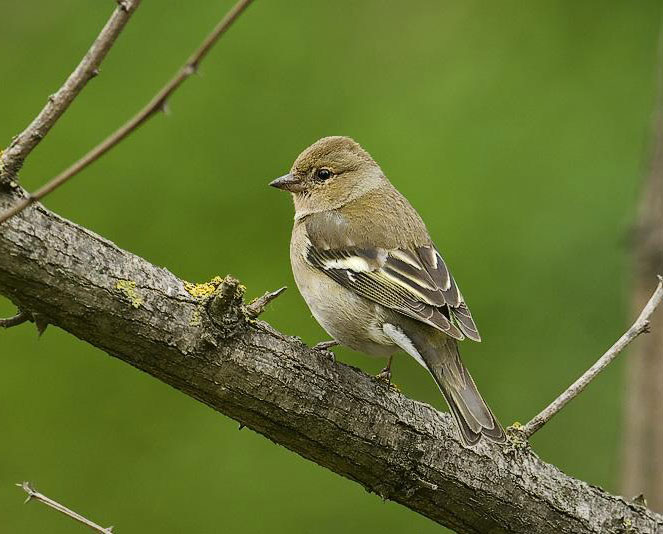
xmin=1 ymin=186 xmax=662 ymax=534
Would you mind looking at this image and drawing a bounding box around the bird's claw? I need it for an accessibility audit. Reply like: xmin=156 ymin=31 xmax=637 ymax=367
xmin=376 ymin=367 xmax=392 ymax=386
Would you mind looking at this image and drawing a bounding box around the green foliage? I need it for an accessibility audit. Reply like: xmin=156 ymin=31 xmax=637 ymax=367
xmin=0 ymin=1 xmax=660 ymax=532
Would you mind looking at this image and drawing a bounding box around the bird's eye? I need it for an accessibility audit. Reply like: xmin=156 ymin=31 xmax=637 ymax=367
xmin=316 ymin=168 xmax=332 ymax=181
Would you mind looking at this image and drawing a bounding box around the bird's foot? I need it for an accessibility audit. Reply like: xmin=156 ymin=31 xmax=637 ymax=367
xmin=376 ymin=367 xmax=392 ymax=386
xmin=312 ymin=340 xmax=338 ymax=362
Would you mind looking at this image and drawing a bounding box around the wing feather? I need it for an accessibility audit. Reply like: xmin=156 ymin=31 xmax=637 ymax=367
xmin=306 ymin=241 xmax=480 ymax=341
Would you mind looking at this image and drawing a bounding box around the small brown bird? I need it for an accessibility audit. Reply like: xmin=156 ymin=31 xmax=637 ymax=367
xmin=270 ymin=136 xmax=505 ymax=446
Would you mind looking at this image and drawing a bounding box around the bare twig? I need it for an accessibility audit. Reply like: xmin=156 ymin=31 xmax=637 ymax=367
xmin=0 ymin=310 xmax=30 ymax=328
xmin=522 ymin=276 xmax=663 ymax=438
xmin=0 ymin=0 xmax=254 ymax=226
xmin=0 ymin=0 xmax=141 ymax=183
xmin=245 ymin=287 xmax=287 ymax=318
xmin=17 ymin=482 xmax=114 ymax=534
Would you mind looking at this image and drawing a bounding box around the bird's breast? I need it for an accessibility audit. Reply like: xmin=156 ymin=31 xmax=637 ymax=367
xmin=290 ymin=225 xmax=395 ymax=357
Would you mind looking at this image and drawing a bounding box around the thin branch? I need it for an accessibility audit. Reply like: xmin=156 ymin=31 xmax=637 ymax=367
xmin=0 ymin=0 xmax=254 ymax=226
xmin=0 ymin=310 xmax=30 ymax=329
xmin=0 ymin=0 xmax=141 ymax=183
xmin=521 ymin=275 xmax=663 ymax=438
xmin=17 ymin=482 xmax=114 ymax=534
xmin=245 ymin=287 xmax=287 ymax=318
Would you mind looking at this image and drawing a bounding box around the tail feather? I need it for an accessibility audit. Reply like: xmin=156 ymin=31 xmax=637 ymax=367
xmin=383 ymin=322 xmax=505 ymax=446
xmin=437 ymin=362 xmax=506 ymax=445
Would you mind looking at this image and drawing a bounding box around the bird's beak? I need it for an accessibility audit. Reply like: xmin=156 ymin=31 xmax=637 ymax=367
xmin=269 ymin=173 xmax=304 ymax=193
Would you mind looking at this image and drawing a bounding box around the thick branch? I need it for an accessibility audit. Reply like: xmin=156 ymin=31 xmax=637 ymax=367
xmin=1 ymin=195 xmax=662 ymax=534
xmin=0 ymin=0 xmax=140 ymax=183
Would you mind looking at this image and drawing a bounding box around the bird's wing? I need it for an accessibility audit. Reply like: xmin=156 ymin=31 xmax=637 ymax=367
xmin=305 ymin=242 xmax=481 ymax=341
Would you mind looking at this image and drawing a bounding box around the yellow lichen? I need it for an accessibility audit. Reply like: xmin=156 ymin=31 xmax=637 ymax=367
xmin=184 ymin=276 xmax=224 ymax=300
xmin=115 ymin=279 xmax=143 ymax=308
xmin=189 ymin=308 xmax=201 ymax=326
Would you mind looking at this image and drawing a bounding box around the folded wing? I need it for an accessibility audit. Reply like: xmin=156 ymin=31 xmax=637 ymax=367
xmin=306 ymin=243 xmax=481 ymax=342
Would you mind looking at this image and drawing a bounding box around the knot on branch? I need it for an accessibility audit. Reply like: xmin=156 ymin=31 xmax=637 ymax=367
xmin=207 ymin=275 xmax=245 ymax=333
xmin=504 ymin=423 xmax=533 ymax=458
xmin=184 ymin=275 xmax=287 ymax=338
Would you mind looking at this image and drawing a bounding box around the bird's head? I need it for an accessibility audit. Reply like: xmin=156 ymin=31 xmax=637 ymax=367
xmin=270 ymin=136 xmax=385 ymax=217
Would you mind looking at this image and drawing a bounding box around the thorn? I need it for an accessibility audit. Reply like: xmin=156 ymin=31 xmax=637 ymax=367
xmin=245 ymin=287 xmax=287 ymax=319
xmin=17 ymin=481 xmax=35 ymax=503
xmin=91 ymin=68 xmax=100 ymax=78
xmin=238 ymin=424 xmax=245 ymax=431
xmin=33 ymin=313 xmax=48 ymax=336
xmin=642 ymin=320 xmax=651 ymax=334
xmin=160 ymin=99 xmax=170 ymax=115
xmin=183 ymin=64 xmax=196 ymax=76
xmin=116 ymin=0 xmax=129 ymax=11
xmin=47 ymin=94 xmax=56 ymax=103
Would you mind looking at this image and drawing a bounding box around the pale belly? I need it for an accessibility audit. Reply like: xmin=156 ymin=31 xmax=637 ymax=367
xmin=291 ymin=246 xmax=397 ymax=357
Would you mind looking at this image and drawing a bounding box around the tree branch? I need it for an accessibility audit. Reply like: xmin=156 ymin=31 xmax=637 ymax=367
xmin=0 ymin=0 xmax=141 ymax=183
xmin=17 ymin=482 xmax=114 ymax=534
xmin=521 ymin=276 xmax=663 ymax=438
xmin=0 ymin=0 xmax=253 ymax=226
xmin=0 ymin=309 xmax=30 ymax=329
xmin=1 ymin=194 xmax=662 ymax=534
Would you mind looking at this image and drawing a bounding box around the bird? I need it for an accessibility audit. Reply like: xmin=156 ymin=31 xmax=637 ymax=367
xmin=269 ymin=136 xmax=505 ymax=446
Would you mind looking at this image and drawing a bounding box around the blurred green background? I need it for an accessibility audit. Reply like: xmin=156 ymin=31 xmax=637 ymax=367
xmin=1 ymin=1 xmax=660 ymax=532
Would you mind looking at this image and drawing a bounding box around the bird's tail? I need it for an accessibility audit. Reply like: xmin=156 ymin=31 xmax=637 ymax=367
xmin=387 ymin=322 xmax=505 ymax=446
xmin=429 ymin=338 xmax=505 ymax=446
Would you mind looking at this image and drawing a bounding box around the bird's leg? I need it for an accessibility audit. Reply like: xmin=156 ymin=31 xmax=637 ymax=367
xmin=376 ymin=355 xmax=394 ymax=386
xmin=312 ymin=340 xmax=338 ymax=362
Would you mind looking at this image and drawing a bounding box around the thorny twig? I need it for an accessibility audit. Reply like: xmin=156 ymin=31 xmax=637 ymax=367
xmin=17 ymin=482 xmax=114 ymax=534
xmin=0 ymin=0 xmax=141 ymax=182
xmin=0 ymin=0 xmax=254 ymax=225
